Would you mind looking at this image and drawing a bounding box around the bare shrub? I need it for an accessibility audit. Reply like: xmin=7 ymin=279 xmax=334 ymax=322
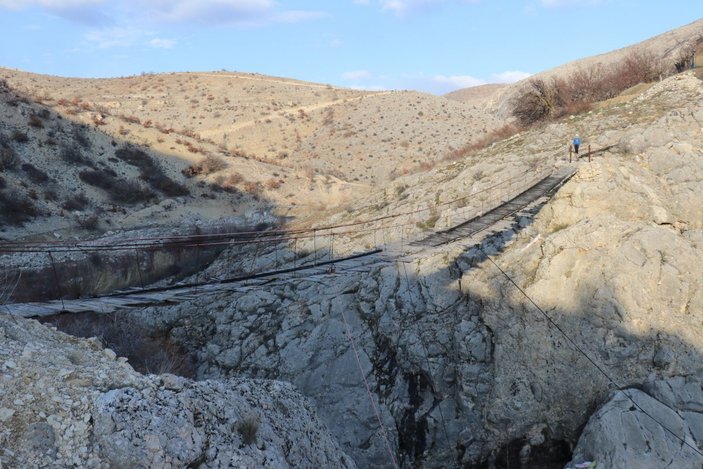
xmin=213 ymin=173 xmax=244 ymax=192
xmin=443 ymin=124 xmax=522 ymax=161
xmin=674 ymin=45 xmax=695 ymax=73
xmin=115 ymin=146 xmax=189 ymax=197
xmin=62 ymin=193 xmax=90 ymax=211
xmin=41 ymin=312 xmax=196 ymax=378
xmin=513 ymin=50 xmax=672 ymax=126
xmin=200 ymin=155 xmax=227 ymax=174
xmin=20 ymin=163 xmax=50 ymax=183
xmin=79 ymin=169 xmax=156 ymax=204
xmin=28 ymin=114 xmax=44 ymax=129
xmin=265 ymin=178 xmax=282 ymax=190
xmin=243 ymin=181 xmax=262 ymax=196
xmin=59 ymin=143 xmax=92 ymax=167
xmin=12 ymin=131 xmax=29 ymax=144
xmin=122 ymin=115 xmax=141 ymax=124
xmin=76 ymin=213 xmax=99 ymax=230
xmin=0 ymin=143 xmax=20 ymax=171
xmin=512 ymin=78 xmax=563 ymax=126
xmin=235 ymin=415 xmax=259 ymax=445
xmin=0 ymin=191 xmax=39 ymax=226
xmin=73 ymin=125 xmax=92 ymax=149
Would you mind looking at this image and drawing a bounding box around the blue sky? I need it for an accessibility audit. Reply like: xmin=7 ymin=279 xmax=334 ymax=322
xmin=0 ymin=0 xmax=702 ymax=94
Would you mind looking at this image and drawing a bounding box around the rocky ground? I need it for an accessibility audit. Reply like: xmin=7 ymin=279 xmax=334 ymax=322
xmin=59 ymin=71 xmax=696 ymax=467
xmin=1 ymin=23 xmax=703 ymax=469
xmin=0 ymin=313 xmax=356 ymax=468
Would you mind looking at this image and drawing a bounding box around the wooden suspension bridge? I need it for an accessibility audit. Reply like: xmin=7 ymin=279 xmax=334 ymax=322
xmin=2 ymin=165 xmax=578 ymax=318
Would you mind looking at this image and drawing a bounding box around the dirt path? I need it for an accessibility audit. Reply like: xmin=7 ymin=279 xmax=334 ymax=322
xmin=199 ymin=92 xmax=392 ymax=138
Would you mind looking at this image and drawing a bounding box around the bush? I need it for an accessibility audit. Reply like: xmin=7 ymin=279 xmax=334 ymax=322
xmin=12 ymin=131 xmax=29 ymax=144
xmin=512 ymin=78 xmax=563 ymax=126
xmin=76 ymin=213 xmax=99 ymax=230
xmin=79 ymin=170 xmax=156 ymax=204
xmin=28 ymin=114 xmax=44 ymax=129
xmin=62 ymin=193 xmax=90 ymax=211
xmin=59 ymin=143 xmax=92 ymax=167
xmin=41 ymin=312 xmax=196 ymax=378
xmin=0 ymin=191 xmax=39 ymax=226
xmin=200 ymin=155 xmax=227 ymax=174
xmin=115 ymin=146 xmax=189 ymax=197
xmin=442 ymin=124 xmax=523 ymax=161
xmin=235 ymin=415 xmax=259 ymax=445
xmin=109 ymin=179 xmax=156 ymax=205
xmin=73 ymin=125 xmax=92 ymax=149
xmin=243 ymin=181 xmax=262 ymax=196
xmin=0 ymin=144 xmax=20 ymax=171
xmin=512 ymin=51 xmax=670 ymax=126
xmin=21 ymin=163 xmax=50 ymax=183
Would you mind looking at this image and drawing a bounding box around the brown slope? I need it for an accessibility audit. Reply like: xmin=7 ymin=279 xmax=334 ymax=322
xmin=0 ymin=68 xmax=505 ymax=238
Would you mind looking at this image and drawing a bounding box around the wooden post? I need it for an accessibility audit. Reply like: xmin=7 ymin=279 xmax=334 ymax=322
xmin=588 ymin=144 xmax=591 ymax=163
xmin=569 ymin=146 xmax=572 ymax=163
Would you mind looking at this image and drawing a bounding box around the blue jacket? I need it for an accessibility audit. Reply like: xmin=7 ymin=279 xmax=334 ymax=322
xmin=573 ymin=137 xmax=581 ymax=146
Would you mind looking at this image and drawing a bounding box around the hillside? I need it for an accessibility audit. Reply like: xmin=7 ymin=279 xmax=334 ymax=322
xmin=458 ymin=17 xmax=703 ymax=119
xmin=1 ymin=18 xmax=703 ymax=469
xmin=0 ymin=69 xmax=502 ymax=241
xmin=138 ymin=70 xmax=702 ymax=468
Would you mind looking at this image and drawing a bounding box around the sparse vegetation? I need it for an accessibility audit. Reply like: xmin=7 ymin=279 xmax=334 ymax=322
xmin=0 ymin=142 xmax=20 ymax=171
xmin=115 ymin=146 xmax=189 ymax=197
xmin=42 ymin=312 xmax=196 ymax=377
xmin=512 ymin=51 xmax=667 ymax=126
xmin=62 ymin=193 xmax=90 ymax=211
xmin=59 ymin=143 xmax=92 ymax=167
xmin=236 ymin=415 xmax=260 ymax=445
xmin=12 ymin=130 xmax=29 ymax=144
xmin=79 ymin=169 xmax=156 ymax=204
xmin=28 ymin=114 xmax=44 ymax=129
xmin=20 ymin=163 xmax=50 ymax=183
xmin=76 ymin=213 xmax=99 ymax=230
xmin=0 ymin=191 xmax=39 ymax=226
xmin=200 ymin=155 xmax=227 ymax=174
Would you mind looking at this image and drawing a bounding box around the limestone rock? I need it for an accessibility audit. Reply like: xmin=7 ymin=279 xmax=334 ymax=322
xmin=0 ymin=314 xmax=355 ymax=469
xmin=568 ymin=385 xmax=703 ymax=468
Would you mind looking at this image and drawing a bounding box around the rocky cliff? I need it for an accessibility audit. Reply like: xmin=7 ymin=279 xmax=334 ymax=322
xmin=2 ymin=72 xmax=702 ymax=469
xmin=0 ymin=313 xmax=356 ymax=468
xmin=121 ymin=72 xmax=703 ymax=467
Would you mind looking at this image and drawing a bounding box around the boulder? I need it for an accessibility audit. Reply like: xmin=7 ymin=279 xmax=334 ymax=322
xmin=568 ymin=382 xmax=703 ymax=469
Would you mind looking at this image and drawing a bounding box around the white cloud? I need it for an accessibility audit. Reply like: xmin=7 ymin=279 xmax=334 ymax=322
xmin=491 ymin=70 xmax=531 ymax=83
xmin=84 ymin=26 xmax=142 ymax=48
xmin=0 ymin=0 xmax=101 ymax=8
xmin=148 ymin=37 xmax=175 ymax=49
xmin=361 ymin=0 xmax=480 ymax=16
xmin=0 ymin=0 xmax=323 ymax=26
xmin=342 ymin=70 xmax=373 ymax=81
xmin=0 ymin=0 xmax=109 ymax=23
xmin=381 ymin=0 xmax=435 ymax=15
xmin=432 ymin=74 xmax=485 ymax=88
xmin=142 ymin=0 xmax=323 ymax=26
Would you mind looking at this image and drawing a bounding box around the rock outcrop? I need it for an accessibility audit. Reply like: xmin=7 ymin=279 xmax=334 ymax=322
xmin=0 ymin=313 xmax=355 ymax=468
xmin=568 ymin=376 xmax=703 ymax=468
xmin=128 ymin=72 xmax=703 ymax=467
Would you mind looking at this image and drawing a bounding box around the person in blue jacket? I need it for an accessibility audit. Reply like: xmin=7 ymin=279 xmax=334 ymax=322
xmin=573 ymin=135 xmax=581 ymax=155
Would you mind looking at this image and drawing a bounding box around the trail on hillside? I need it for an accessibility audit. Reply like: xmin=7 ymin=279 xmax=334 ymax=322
xmin=199 ymin=92 xmax=392 ymax=138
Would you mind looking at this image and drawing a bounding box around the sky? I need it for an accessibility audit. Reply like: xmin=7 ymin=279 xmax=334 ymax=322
xmin=0 ymin=1 xmax=702 ymax=95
